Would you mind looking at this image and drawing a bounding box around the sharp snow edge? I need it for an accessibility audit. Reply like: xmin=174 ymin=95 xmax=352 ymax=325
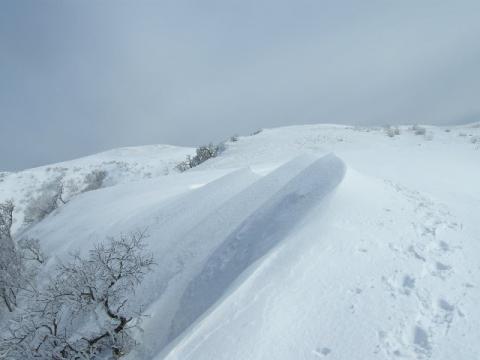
xmin=167 ymin=154 xmax=345 ymax=345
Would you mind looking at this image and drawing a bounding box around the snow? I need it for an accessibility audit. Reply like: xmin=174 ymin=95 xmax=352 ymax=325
xmin=0 ymin=144 xmax=194 ymax=232
xmin=166 ymin=154 xmax=345 ymax=347
xmin=3 ymin=123 xmax=480 ymax=359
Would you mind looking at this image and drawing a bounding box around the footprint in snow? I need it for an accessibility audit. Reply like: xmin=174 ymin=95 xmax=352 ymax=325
xmin=377 ymin=330 xmax=406 ymax=358
xmin=313 ymin=347 xmax=331 ymax=357
xmin=413 ymin=326 xmax=432 ymax=358
xmin=433 ymin=262 xmax=453 ymax=279
xmin=349 ymin=287 xmax=363 ymax=295
xmin=402 ymin=275 xmax=416 ymax=296
xmin=408 ymin=245 xmax=426 ymax=262
xmin=438 ymin=239 xmax=462 ymax=253
xmin=438 ymin=241 xmax=450 ymax=252
xmin=438 ymin=298 xmax=454 ymax=312
xmin=437 ymin=299 xmax=455 ymax=325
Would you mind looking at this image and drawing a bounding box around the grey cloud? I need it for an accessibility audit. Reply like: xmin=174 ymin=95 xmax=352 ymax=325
xmin=1 ymin=0 xmax=480 ymax=170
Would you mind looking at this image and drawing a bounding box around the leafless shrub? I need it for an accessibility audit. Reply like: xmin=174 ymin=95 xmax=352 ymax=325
xmin=0 ymin=202 xmax=44 ymax=314
xmin=411 ymin=125 xmax=426 ymax=136
xmin=176 ymin=143 xmax=224 ymax=172
xmin=0 ymin=230 xmax=155 ymax=359
xmin=82 ymin=169 xmax=108 ymax=193
xmin=0 ymin=200 xmax=17 ymax=312
xmin=0 ymin=200 xmax=14 ymax=242
xmin=17 ymin=238 xmax=46 ymax=265
xmin=385 ymin=126 xmax=401 ymax=137
xmin=175 ymin=160 xmax=191 ymax=173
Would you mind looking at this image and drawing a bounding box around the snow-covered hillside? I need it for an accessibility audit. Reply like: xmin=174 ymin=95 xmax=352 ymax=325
xmin=3 ymin=123 xmax=480 ymax=359
xmin=0 ymin=144 xmax=194 ymax=232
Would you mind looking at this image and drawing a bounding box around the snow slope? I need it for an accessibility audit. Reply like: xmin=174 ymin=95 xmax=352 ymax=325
xmin=0 ymin=144 xmax=194 ymax=232
xmin=4 ymin=123 xmax=480 ymax=359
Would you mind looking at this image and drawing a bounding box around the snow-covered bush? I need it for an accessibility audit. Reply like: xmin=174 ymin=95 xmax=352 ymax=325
xmin=0 ymin=202 xmax=43 ymax=314
xmin=424 ymin=131 xmax=434 ymax=141
xmin=0 ymin=200 xmax=18 ymax=312
xmin=193 ymin=144 xmax=218 ymax=164
xmin=384 ymin=126 xmax=401 ymax=137
xmin=17 ymin=237 xmax=46 ymax=265
xmin=411 ymin=125 xmax=426 ymax=136
xmin=0 ymin=200 xmax=14 ymax=242
xmin=0 ymin=231 xmax=154 ymax=359
xmin=82 ymin=169 xmax=108 ymax=193
xmin=470 ymin=136 xmax=480 ymax=144
xmin=175 ymin=160 xmax=191 ymax=172
xmin=176 ymin=143 xmax=224 ymax=172
xmin=24 ymin=177 xmax=67 ymax=225
xmin=0 ymin=245 xmax=22 ymax=313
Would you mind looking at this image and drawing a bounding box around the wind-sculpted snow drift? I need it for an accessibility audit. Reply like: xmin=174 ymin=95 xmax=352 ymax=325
xmin=168 ymin=154 xmax=345 ymax=344
xmin=138 ymin=154 xmax=345 ymax=355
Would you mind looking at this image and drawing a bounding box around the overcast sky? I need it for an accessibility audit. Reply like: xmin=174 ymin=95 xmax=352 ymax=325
xmin=1 ymin=0 xmax=480 ymax=171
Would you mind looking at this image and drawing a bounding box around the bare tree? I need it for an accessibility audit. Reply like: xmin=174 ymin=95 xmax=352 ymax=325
xmin=1 ymin=230 xmax=155 ymax=359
